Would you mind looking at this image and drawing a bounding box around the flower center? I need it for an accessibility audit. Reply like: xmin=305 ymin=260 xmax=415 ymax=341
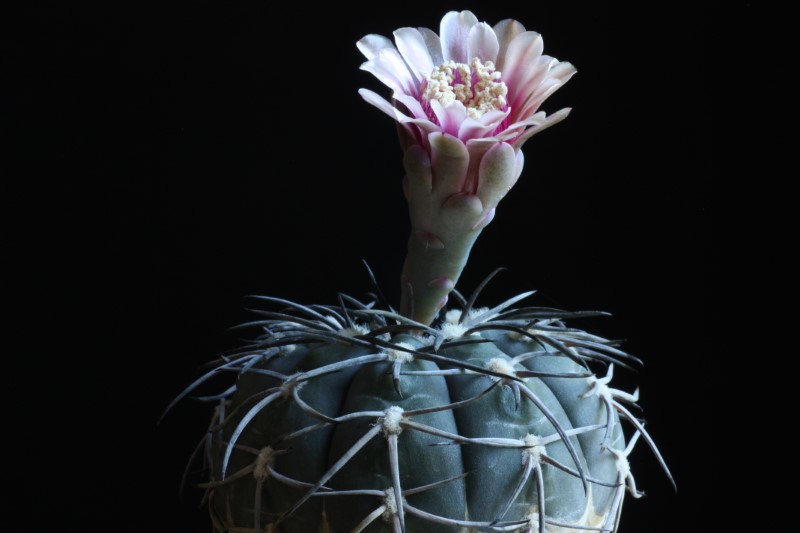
xmin=421 ymin=57 xmax=508 ymax=119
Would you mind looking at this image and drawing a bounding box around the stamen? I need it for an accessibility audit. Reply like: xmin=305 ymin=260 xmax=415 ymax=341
xmin=422 ymin=57 xmax=508 ymax=119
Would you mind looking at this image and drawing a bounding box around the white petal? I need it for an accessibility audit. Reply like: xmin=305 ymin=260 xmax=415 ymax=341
xmin=493 ymin=19 xmax=526 ymax=72
xmin=467 ymin=22 xmax=499 ymax=63
xmin=393 ymin=27 xmax=434 ymax=82
xmin=363 ymin=47 xmax=418 ymax=96
xmin=393 ymin=93 xmax=428 ymax=120
xmin=358 ymin=89 xmax=410 ymax=122
xmin=357 ymin=34 xmax=396 ymax=60
xmin=549 ymin=60 xmax=578 ymax=82
xmin=418 ymin=27 xmax=443 ymax=66
xmin=512 ymin=108 xmax=572 ymax=149
xmin=508 ymin=55 xmax=558 ymax=116
xmin=359 ymin=89 xmax=439 ymax=135
xmin=440 ymin=10 xmax=479 ymax=63
xmin=518 ymin=75 xmax=572 ymax=118
xmin=502 ymin=31 xmax=544 ymax=90
xmin=360 ymin=58 xmax=410 ymax=97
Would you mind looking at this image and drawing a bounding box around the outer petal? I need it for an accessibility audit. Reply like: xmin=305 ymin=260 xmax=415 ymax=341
xmin=393 ymin=93 xmax=429 ymax=121
xmin=358 ymin=88 xmax=412 ymax=123
xmin=502 ymin=31 xmax=544 ymax=107
xmin=493 ymin=18 xmax=526 ymax=72
xmin=467 ymin=22 xmax=500 ymax=63
xmin=507 ymin=55 xmax=558 ymax=122
xmin=418 ymin=27 xmax=444 ymax=66
xmin=440 ymin=10 xmax=479 ymax=63
xmin=517 ymin=64 xmax=576 ymax=119
xmin=369 ymin=48 xmax=419 ymax=96
xmin=393 ymin=27 xmax=434 ymax=83
xmin=356 ymin=34 xmax=396 ymax=60
xmin=360 ymin=58 xmax=411 ymax=97
xmin=512 ymin=108 xmax=572 ymax=149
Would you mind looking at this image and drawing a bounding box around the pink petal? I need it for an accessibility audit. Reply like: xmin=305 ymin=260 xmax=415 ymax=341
xmin=512 ymin=108 xmax=572 ymax=149
xmin=457 ymin=109 xmax=508 ymax=141
xmin=517 ymin=70 xmax=574 ymax=119
xmin=493 ymin=19 xmax=527 ymax=72
xmin=359 ymin=90 xmax=441 ymax=148
xmin=504 ymin=111 xmax=547 ymax=135
xmin=440 ymin=10 xmax=479 ymax=63
xmin=430 ymin=99 xmax=467 ymax=137
xmin=479 ymin=108 xmax=510 ymax=128
xmin=361 ymin=47 xmax=418 ymax=97
xmin=418 ymin=27 xmax=443 ymax=66
xmin=360 ymin=58 xmax=410 ymax=97
xmin=393 ymin=27 xmax=434 ymax=83
xmin=467 ymin=22 xmax=499 ymax=63
xmin=393 ymin=93 xmax=429 ymax=121
xmin=508 ymin=55 xmax=558 ymax=119
xmin=502 ymin=31 xmax=544 ymax=96
xmin=357 ymin=34 xmax=396 ymax=60
xmin=358 ymin=89 xmax=411 ymax=122
xmin=457 ymin=117 xmax=488 ymax=142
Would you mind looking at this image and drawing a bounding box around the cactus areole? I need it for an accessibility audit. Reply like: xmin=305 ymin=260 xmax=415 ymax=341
xmin=168 ymin=10 xmax=673 ymax=533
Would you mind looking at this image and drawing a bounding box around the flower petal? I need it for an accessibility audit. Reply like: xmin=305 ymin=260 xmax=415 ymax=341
xmin=467 ymin=22 xmax=500 ymax=63
xmin=517 ymin=63 xmax=575 ymax=119
xmin=361 ymin=47 xmax=418 ymax=96
xmin=393 ymin=27 xmax=434 ymax=83
xmin=393 ymin=93 xmax=429 ymax=121
xmin=512 ymin=108 xmax=572 ymax=149
xmin=458 ymin=109 xmax=509 ymax=141
xmin=358 ymin=88 xmax=410 ymax=122
xmin=440 ymin=10 xmax=479 ymax=63
xmin=357 ymin=34 xmax=396 ymax=60
xmin=502 ymin=31 xmax=544 ymax=96
xmin=418 ymin=27 xmax=444 ymax=66
xmin=493 ymin=18 xmax=527 ymax=72
xmin=430 ymin=100 xmax=467 ymax=137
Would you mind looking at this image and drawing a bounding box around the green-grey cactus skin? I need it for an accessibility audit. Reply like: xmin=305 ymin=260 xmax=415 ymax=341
xmin=172 ymin=291 xmax=672 ymax=532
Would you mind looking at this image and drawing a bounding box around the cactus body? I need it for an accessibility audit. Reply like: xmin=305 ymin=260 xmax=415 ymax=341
xmin=178 ymin=288 xmax=669 ymax=533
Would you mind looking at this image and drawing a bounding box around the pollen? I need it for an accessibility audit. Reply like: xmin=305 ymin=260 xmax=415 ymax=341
xmin=421 ymin=57 xmax=508 ymax=119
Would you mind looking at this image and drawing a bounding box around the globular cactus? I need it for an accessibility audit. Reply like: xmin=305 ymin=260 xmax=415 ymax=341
xmin=170 ymin=275 xmax=672 ymax=532
xmin=169 ymin=9 xmax=673 ymax=532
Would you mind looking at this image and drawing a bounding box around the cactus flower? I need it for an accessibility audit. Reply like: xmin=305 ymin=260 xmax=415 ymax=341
xmin=358 ymin=10 xmax=576 ymax=325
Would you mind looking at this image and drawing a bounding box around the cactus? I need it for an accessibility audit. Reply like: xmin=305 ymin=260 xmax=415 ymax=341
xmin=168 ymin=9 xmax=673 ymax=533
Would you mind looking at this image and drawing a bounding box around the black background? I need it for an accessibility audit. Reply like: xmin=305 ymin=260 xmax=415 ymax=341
xmin=8 ymin=1 xmax=716 ymax=531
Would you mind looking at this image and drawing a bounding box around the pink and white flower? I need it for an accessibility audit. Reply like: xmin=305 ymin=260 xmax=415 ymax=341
xmin=358 ymin=10 xmax=575 ymax=195
xmin=358 ymin=11 xmax=576 ymax=324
